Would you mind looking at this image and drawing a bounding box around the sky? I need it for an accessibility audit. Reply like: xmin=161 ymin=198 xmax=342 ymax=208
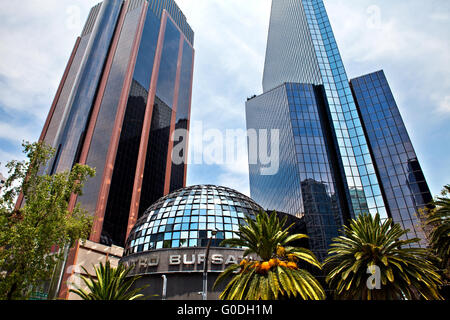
xmin=0 ymin=0 xmax=448 ymax=199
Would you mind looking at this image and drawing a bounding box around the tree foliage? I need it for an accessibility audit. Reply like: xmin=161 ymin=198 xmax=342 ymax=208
xmin=324 ymin=212 xmax=443 ymax=300
xmin=214 ymin=210 xmax=325 ymax=300
xmin=422 ymin=185 xmax=450 ymax=291
xmin=69 ymin=260 xmax=147 ymax=300
xmin=0 ymin=141 xmax=95 ymax=300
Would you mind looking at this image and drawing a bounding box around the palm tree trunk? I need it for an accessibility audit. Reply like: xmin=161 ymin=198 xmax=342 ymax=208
xmin=6 ymin=282 xmax=17 ymax=300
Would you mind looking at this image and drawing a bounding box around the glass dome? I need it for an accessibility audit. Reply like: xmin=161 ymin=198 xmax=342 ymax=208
xmin=124 ymin=185 xmax=263 ymax=256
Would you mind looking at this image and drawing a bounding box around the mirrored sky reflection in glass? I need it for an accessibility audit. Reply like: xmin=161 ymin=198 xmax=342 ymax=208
xmin=124 ymin=185 xmax=261 ymax=255
xmin=301 ymin=0 xmax=387 ymax=218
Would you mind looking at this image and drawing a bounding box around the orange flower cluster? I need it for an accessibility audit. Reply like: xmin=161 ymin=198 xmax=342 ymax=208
xmin=239 ymin=257 xmax=299 ymax=275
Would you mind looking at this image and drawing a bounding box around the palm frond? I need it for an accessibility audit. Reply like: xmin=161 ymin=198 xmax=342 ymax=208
xmin=324 ymin=212 xmax=443 ymax=300
xmin=216 ymin=210 xmax=325 ymax=300
xmin=69 ymin=260 xmax=148 ymax=300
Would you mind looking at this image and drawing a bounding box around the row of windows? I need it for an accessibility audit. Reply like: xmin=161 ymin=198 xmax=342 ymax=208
xmin=147 ymin=215 xmax=243 ymax=225
xmin=133 ymin=223 xmax=240 ymax=243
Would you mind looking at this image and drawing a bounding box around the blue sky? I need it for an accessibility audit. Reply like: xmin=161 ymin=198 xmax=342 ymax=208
xmin=0 ymin=0 xmax=448 ymax=198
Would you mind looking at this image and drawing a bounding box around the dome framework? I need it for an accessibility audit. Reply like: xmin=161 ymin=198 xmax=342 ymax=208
xmin=124 ymin=185 xmax=262 ymax=256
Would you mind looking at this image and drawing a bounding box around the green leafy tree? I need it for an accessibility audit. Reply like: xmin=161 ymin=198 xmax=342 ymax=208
xmin=0 ymin=141 xmax=95 ymax=300
xmin=69 ymin=260 xmax=147 ymax=300
xmin=214 ymin=210 xmax=325 ymax=300
xmin=324 ymin=212 xmax=443 ymax=300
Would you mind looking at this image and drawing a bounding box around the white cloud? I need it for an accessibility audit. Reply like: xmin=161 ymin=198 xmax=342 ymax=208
xmin=430 ymin=13 xmax=449 ymax=22
xmin=437 ymin=96 xmax=450 ymax=114
xmin=177 ymin=0 xmax=271 ymax=191
xmin=0 ymin=122 xmax=36 ymax=144
xmin=216 ymin=171 xmax=250 ymax=197
xmin=326 ymin=0 xmax=450 ymax=195
xmin=0 ymin=0 xmax=98 ymax=120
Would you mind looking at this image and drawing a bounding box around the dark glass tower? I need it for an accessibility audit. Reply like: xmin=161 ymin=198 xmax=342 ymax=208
xmin=37 ymin=0 xmax=195 ymax=248
xmin=246 ymin=0 xmax=431 ymax=258
xmin=350 ymin=70 xmax=432 ymax=246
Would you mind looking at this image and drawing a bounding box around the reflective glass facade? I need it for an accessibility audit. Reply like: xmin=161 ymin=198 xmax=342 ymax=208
xmin=169 ymin=39 xmax=194 ymax=191
xmin=263 ymin=0 xmax=321 ymax=92
xmin=124 ymin=185 xmax=260 ymax=255
xmin=51 ymin=0 xmax=123 ymax=174
xmin=301 ymin=0 xmax=387 ymax=218
xmin=39 ymin=0 xmax=194 ymax=247
xmin=260 ymin=0 xmax=388 ymax=220
xmin=248 ymin=0 xmax=432 ymax=254
xmin=95 ymin=7 xmax=162 ymax=246
xmin=155 ymin=18 xmax=180 ymax=108
xmin=138 ymin=96 xmax=173 ymax=217
xmin=147 ymin=0 xmax=194 ymax=45
xmin=350 ymin=71 xmax=432 ymax=246
xmin=246 ymin=83 xmax=345 ymax=260
xmin=246 ymin=85 xmax=301 ymax=217
xmin=79 ymin=2 xmax=145 ymax=216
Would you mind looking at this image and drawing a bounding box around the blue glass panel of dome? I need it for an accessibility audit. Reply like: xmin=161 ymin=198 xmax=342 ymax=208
xmin=124 ymin=185 xmax=262 ymax=255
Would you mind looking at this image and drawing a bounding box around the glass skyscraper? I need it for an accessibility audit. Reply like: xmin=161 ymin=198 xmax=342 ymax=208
xmin=350 ymin=70 xmax=432 ymax=246
xmin=36 ymin=0 xmax=194 ymax=247
xmin=31 ymin=0 xmax=194 ymax=299
xmin=247 ymin=0 xmax=432 ymax=258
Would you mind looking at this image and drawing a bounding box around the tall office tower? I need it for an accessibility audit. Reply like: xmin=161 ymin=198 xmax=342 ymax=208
xmin=350 ymin=71 xmax=432 ymax=246
xmin=37 ymin=0 xmax=194 ymax=248
xmin=247 ymin=0 xmax=431 ymax=258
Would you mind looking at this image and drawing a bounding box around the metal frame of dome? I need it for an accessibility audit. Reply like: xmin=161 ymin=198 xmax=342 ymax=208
xmin=124 ymin=185 xmax=263 ymax=256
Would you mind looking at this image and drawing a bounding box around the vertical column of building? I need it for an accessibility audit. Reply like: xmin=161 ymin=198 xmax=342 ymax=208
xmin=301 ymin=0 xmax=387 ymax=219
xmin=56 ymin=0 xmax=132 ymax=300
xmin=169 ymin=39 xmax=195 ymax=190
xmin=164 ymin=32 xmax=185 ymax=195
xmin=246 ymin=85 xmax=303 ymax=217
xmin=102 ymin=5 xmax=166 ymax=247
xmin=350 ymin=71 xmax=432 ymax=246
xmin=127 ymin=10 xmax=194 ymax=240
xmin=14 ymin=4 xmax=102 ymax=211
xmin=127 ymin=10 xmax=168 ymax=241
xmin=41 ymin=3 xmax=103 ymax=148
xmin=138 ymin=15 xmax=181 ymax=212
xmin=86 ymin=1 xmax=149 ymax=245
xmin=262 ymin=0 xmax=322 ymax=92
xmin=70 ymin=0 xmax=147 ymax=246
xmin=286 ymin=83 xmax=345 ymax=260
xmin=165 ymin=22 xmax=195 ymax=194
xmin=50 ymin=0 xmax=124 ymax=174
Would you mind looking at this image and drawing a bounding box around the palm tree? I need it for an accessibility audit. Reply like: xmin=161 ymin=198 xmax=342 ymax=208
xmin=69 ymin=260 xmax=147 ymax=300
xmin=423 ymin=185 xmax=450 ymax=296
xmin=425 ymin=186 xmax=450 ymax=267
xmin=324 ymin=212 xmax=443 ymax=300
xmin=213 ymin=210 xmax=325 ymax=300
